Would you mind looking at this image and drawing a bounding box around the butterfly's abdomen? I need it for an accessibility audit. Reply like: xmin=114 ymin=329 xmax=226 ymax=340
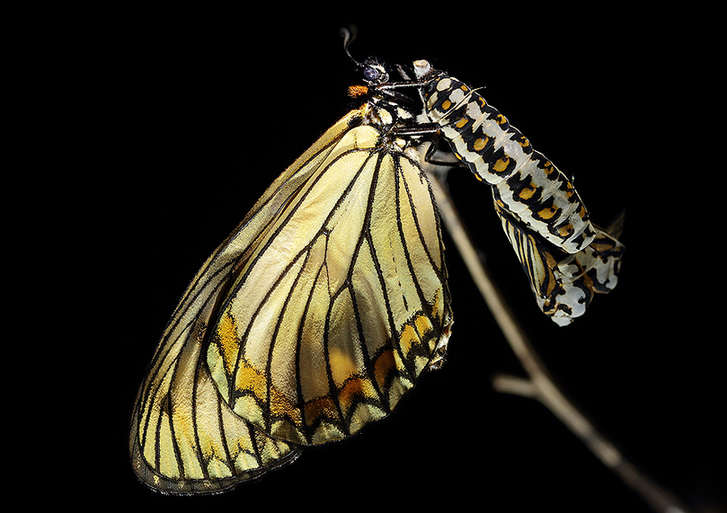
xmin=423 ymin=75 xmax=596 ymax=253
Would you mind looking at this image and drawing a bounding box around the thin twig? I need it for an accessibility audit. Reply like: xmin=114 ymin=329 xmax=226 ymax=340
xmin=426 ymin=169 xmax=690 ymax=513
xmin=491 ymin=374 xmax=538 ymax=398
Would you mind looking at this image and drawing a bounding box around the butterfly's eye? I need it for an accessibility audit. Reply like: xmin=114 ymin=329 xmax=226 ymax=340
xmin=363 ymin=66 xmax=380 ymax=82
xmin=362 ymin=62 xmax=389 ymax=85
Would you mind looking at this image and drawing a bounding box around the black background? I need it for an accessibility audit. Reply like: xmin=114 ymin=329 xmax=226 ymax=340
xmin=70 ymin=7 xmax=723 ymax=512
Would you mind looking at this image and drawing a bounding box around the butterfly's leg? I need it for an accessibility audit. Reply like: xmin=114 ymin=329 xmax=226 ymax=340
xmin=393 ymin=124 xmax=461 ymax=167
xmin=376 ymin=79 xmax=434 ymax=90
xmin=392 ymin=123 xmax=440 ymax=137
xmin=422 ymin=132 xmax=461 ymax=167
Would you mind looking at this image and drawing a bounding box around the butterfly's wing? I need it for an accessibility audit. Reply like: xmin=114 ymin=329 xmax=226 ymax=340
xmin=131 ymin=106 xmax=453 ymax=493
xmin=130 ymin=110 xmax=367 ymax=494
xmin=493 ymin=199 xmax=623 ymax=326
xmin=129 ymin=296 xmax=299 ymax=495
xmin=204 ymin=131 xmax=452 ymax=446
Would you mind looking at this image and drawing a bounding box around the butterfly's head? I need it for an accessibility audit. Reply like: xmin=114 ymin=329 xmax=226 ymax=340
xmin=347 ymin=59 xmax=391 ymax=99
xmin=360 ymin=58 xmax=390 ymax=85
xmin=341 ymin=27 xmax=390 ymax=87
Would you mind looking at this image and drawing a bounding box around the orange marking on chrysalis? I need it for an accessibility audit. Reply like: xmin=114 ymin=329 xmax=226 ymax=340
xmin=558 ymin=223 xmax=574 ymax=237
xmin=538 ymin=206 xmax=558 ymax=220
xmin=493 ymin=157 xmax=510 ymax=173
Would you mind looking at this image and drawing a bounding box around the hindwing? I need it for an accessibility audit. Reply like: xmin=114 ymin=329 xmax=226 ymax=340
xmin=205 ymin=128 xmax=452 ymax=445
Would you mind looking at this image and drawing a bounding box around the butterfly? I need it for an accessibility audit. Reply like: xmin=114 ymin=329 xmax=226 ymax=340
xmin=130 ymin=37 xmax=622 ymax=494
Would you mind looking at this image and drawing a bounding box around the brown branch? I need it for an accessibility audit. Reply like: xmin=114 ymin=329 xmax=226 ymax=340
xmin=426 ymin=167 xmax=690 ymax=513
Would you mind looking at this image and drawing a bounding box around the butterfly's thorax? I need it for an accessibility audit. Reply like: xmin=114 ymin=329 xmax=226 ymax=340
xmin=422 ymin=74 xmax=596 ymax=253
xmin=361 ymin=101 xmax=418 ymax=153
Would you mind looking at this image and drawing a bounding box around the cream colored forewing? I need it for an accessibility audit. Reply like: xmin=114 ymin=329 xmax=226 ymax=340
xmin=130 ymin=109 xmax=365 ymax=494
xmin=206 ymin=144 xmax=452 ymax=446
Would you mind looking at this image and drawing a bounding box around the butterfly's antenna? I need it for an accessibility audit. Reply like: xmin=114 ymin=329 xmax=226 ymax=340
xmin=340 ymin=26 xmax=364 ymax=69
xmin=395 ymin=63 xmax=412 ymax=81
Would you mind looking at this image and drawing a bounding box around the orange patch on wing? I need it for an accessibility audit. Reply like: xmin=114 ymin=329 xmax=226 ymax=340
xmin=415 ymin=314 xmax=436 ymax=350
xmin=337 ymin=376 xmax=376 ymax=413
xmin=399 ymin=324 xmax=421 ymax=356
xmin=217 ymin=312 xmax=240 ymax=375
xmin=373 ymin=349 xmax=395 ymax=390
xmin=270 ymin=388 xmax=301 ymax=424
xmin=415 ymin=315 xmax=433 ymax=339
xmin=338 ymin=377 xmax=364 ymax=409
xmin=304 ymin=396 xmax=338 ymax=427
xmin=432 ymin=288 xmax=443 ymax=322
xmin=233 ymin=357 xmax=301 ymax=424
xmin=235 ymin=358 xmax=267 ymax=400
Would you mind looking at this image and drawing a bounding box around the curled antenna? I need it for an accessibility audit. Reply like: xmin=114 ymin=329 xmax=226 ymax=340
xmin=340 ymin=26 xmax=364 ymax=68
